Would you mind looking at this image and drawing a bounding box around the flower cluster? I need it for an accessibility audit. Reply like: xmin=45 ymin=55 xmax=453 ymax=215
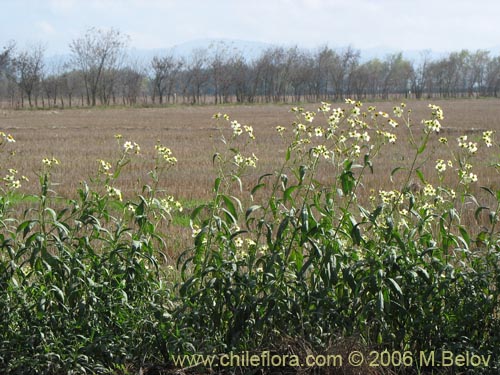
xmin=421 ymin=104 xmax=444 ymax=133
xmin=155 ymin=144 xmax=177 ymax=165
xmin=482 ymin=130 xmax=494 ymax=147
xmin=423 ymin=183 xmax=436 ymax=197
xmin=379 ymin=190 xmax=403 ymax=205
xmin=429 ymin=104 xmax=444 ymax=120
xmin=0 ymin=132 xmax=15 ymax=144
xmin=392 ymin=104 xmax=405 ymax=118
xmin=231 ymin=120 xmax=243 ymax=136
xmin=423 ymin=119 xmax=441 ymax=133
xmin=312 ymin=145 xmax=330 ymax=159
xmin=158 ymin=195 xmax=183 ymax=214
xmin=42 ymin=157 xmax=60 ymax=167
xmin=457 ymin=136 xmax=478 ymax=154
xmin=3 ymin=168 xmax=27 ymax=189
xmin=435 ymin=159 xmax=447 ymax=173
xmin=458 ymin=163 xmax=478 ymax=184
xmin=234 ymin=153 xmax=258 ymax=168
xmin=276 ymin=125 xmax=286 ymax=135
xmin=378 ymin=130 xmax=397 ymax=144
xmin=106 ymin=185 xmax=123 ymax=201
xmin=123 ymin=141 xmax=141 ymax=154
xmin=302 ymin=111 xmax=315 ymax=123
xmin=97 ymin=159 xmax=112 ymax=176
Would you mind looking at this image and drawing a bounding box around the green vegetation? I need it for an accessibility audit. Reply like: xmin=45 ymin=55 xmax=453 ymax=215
xmin=1 ymin=102 xmax=499 ymax=374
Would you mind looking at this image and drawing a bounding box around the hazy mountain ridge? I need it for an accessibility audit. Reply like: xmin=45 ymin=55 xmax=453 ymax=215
xmin=47 ymin=38 xmax=500 ymax=67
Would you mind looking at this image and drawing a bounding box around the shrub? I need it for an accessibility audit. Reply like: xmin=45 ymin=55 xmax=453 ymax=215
xmin=174 ymin=102 xmax=499 ymax=372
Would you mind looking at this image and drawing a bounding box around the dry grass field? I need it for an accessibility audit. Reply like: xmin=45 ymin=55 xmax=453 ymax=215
xmin=2 ymin=98 xmax=500 ymax=253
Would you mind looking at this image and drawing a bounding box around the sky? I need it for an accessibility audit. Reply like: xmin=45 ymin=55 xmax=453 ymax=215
xmin=1 ymin=0 xmax=500 ymax=56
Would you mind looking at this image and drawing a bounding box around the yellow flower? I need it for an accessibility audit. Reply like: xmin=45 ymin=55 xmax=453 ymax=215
xmin=312 ymin=145 xmax=330 ymax=159
xmin=231 ymin=120 xmax=242 ymax=136
xmin=314 ymin=127 xmax=324 ymax=137
xmin=318 ymin=102 xmax=331 ymax=112
xmin=393 ymin=106 xmax=403 ymax=118
xmin=423 ymin=184 xmax=436 ymax=196
xmin=423 ymin=119 xmax=441 ymax=133
xmin=106 ymin=185 xmax=123 ymax=201
xmin=388 ymin=119 xmax=399 ymax=127
xmin=428 ymin=104 xmax=444 ymax=120
xmin=435 ymin=159 xmax=446 ymax=173
xmin=482 ymin=130 xmax=493 ymax=147
xmin=303 ymin=111 xmax=315 ymax=123
xmin=276 ymin=126 xmax=286 ymax=134
xmin=42 ymin=157 xmax=59 ymax=167
xmin=234 ymin=154 xmax=244 ymax=165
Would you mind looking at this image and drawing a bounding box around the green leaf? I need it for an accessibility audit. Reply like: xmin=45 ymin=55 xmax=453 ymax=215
xmin=284 ymin=185 xmax=299 ymax=204
xmin=340 ymin=170 xmax=355 ymax=195
xmin=390 ymin=167 xmax=404 ymax=182
xmin=301 ymin=207 xmax=309 ymax=234
xmin=387 ymin=278 xmax=403 ymax=296
xmin=251 ymin=183 xmax=265 ymax=197
xmin=299 ymin=165 xmax=308 ymax=183
xmin=214 ymin=177 xmax=221 ymax=192
xmin=378 ymin=290 xmax=384 ymax=312
xmin=350 ymin=216 xmax=362 ymax=245
xmin=474 ymin=206 xmax=489 ymax=221
xmin=221 ymin=194 xmax=238 ymax=220
xmin=245 ymin=205 xmax=262 ymax=222
xmin=480 ymin=186 xmax=495 ymax=197
xmin=17 ymin=220 xmax=37 ymax=239
xmin=190 ymin=204 xmax=208 ymax=221
xmin=415 ymin=169 xmax=426 ymax=184
xmin=458 ymin=226 xmax=470 ymax=247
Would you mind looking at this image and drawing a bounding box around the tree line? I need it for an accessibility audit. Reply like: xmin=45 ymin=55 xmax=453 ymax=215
xmin=1 ymin=28 xmax=500 ymax=109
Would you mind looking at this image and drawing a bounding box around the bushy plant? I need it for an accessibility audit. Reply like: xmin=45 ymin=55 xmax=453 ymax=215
xmin=0 ymin=135 xmax=181 ymax=373
xmin=174 ymin=101 xmax=500 ymax=372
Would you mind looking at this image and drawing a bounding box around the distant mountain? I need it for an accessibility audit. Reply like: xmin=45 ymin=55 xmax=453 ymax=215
xmin=128 ymin=38 xmax=275 ymax=63
xmin=168 ymin=38 xmax=275 ymax=61
xmin=47 ymin=39 xmax=500 ymax=68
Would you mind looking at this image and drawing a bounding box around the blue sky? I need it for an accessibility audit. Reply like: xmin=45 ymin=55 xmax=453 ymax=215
xmin=2 ymin=0 xmax=500 ymax=56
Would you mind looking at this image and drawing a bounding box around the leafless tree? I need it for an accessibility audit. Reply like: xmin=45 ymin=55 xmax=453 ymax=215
xmin=150 ymin=54 xmax=183 ymax=104
xmin=485 ymin=56 xmax=500 ymax=97
xmin=381 ymin=53 xmax=413 ymax=99
xmin=185 ymin=48 xmax=208 ymax=104
xmin=70 ymin=27 xmax=129 ymax=106
xmin=14 ymin=44 xmax=45 ymax=107
xmin=328 ymin=46 xmax=360 ymax=100
xmin=119 ymin=62 xmax=145 ymax=105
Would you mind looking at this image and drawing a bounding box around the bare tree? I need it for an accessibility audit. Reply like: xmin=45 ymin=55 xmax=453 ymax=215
xmin=485 ymin=56 xmax=500 ymax=97
xmin=185 ymin=48 xmax=209 ymax=104
xmin=0 ymin=42 xmax=15 ymax=74
xmin=410 ymin=51 xmax=432 ymax=99
xmin=328 ymin=46 xmax=360 ymax=100
xmin=150 ymin=54 xmax=182 ymax=104
xmin=70 ymin=27 xmax=129 ymax=106
xmin=0 ymin=42 xmax=16 ymax=103
xmin=381 ymin=53 xmax=413 ymax=99
xmin=118 ymin=62 xmax=145 ymax=105
xmin=14 ymin=44 xmax=45 ymax=107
